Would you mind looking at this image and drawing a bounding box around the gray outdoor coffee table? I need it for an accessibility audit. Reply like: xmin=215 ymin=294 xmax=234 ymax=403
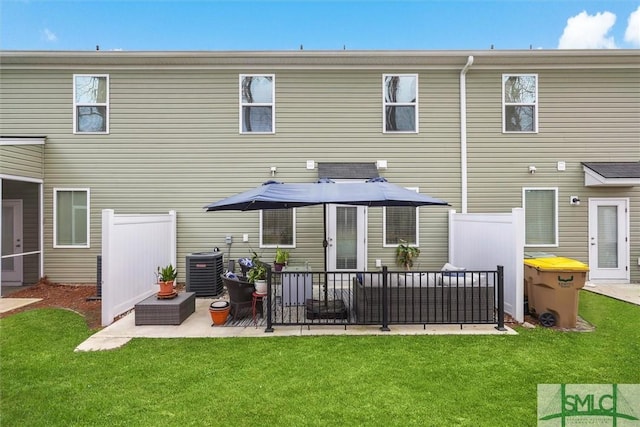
xmin=135 ymin=292 xmax=196 ymax=325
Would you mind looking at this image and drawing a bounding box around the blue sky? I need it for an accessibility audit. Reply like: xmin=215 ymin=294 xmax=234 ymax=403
xmin=1 ymin=0 xmax=639 ymax=51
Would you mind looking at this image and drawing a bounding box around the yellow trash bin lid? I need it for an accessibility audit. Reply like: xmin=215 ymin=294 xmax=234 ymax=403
xmin=524 ymin=257 xmax=590 ymax=272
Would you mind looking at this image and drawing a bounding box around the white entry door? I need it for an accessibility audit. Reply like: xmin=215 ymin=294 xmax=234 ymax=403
xmin=2 ymin=200 xmax=24 ymax=285
xmin=326 ymin=204 xmax=367 ymax=271
xmin=588 ymin=198 xmax=629 ymax=283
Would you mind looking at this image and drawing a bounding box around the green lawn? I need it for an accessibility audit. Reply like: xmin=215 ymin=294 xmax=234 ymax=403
xmin=1 ymin=291 xmax=638 ymax=426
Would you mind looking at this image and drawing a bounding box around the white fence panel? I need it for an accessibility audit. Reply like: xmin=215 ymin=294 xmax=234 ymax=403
xmin=101 ymin=209 xmax=176 ymax=326
xmin=448 ymin=208 xmax=525 ymax=322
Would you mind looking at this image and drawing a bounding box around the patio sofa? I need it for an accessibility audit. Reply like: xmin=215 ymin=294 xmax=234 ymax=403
xmin=353 ymin=271 xmax=495 ymax=324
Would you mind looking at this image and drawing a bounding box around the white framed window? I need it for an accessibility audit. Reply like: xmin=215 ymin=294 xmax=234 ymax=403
xmin=383 ymin=187 xmax=419 ymax=246
xmin=383 ymin=74 xmax=418 ymax=133
xmin=54 ymin=188 xmax=90 ymax=248
xmin=240 ymin=74 xmax=275 ymax=133
xmin=260 ymin=209 xmax=295 ymax=248
xmin=73 ymin=74 xmax=109 ymax=134
xmin=523 ymin=187 xmax=557 ymax=246
xmin=503 ymin=74 xmax=538 ymax=133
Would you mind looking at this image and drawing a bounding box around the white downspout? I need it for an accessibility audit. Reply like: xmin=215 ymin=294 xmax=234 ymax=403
xmin=460 ymin=55 xmax=473 ymax=214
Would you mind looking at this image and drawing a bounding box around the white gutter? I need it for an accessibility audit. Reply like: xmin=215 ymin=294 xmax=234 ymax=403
xmin=460 ymin=55 xmax=474 ymax=213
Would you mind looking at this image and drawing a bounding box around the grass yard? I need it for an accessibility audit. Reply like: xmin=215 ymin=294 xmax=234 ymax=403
xmin=1 ymin=291 xmax=639 ymax=426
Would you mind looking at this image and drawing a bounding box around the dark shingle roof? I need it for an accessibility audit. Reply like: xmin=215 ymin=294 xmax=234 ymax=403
xmin=582 ymin=162 xmax=640 ymax=178
xmin=317 ymin=162 xmax=379 ymax=180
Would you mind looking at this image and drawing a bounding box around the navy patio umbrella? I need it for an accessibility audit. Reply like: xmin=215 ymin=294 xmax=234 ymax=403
xmin=204 ymin=177 xmax=449 ymax=211
xmin=204 ymin=177 xmax=449 ymax=272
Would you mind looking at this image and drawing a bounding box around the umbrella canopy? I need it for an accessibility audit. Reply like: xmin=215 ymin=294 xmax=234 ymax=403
xmin=204 ymin=178 xmax=449 ymax=211
xmin=203 ymin=180 xmax=325 ymax=211
xmin=205 ymin=178 xmax=449 ymax=291
xmin=318 ymin=177 xmax=449 ymax=207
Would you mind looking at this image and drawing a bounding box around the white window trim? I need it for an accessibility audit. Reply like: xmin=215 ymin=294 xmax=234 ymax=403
xmin=259 ymin=208 xmax=296 ymax=248
xmin=382 ymin=74 xmax=419 ymax=134
xmin=53 ymin=188 xmax=90 ymax=248
xmin=382 ymin=187 xmax=420 ymax=247
xmin=239 ymin=74 xmax=275 ymax=134
xmin=523 ymin=187 xmax=558 ymax=247
xmin=502 ymin=73 xmax=538 ymax=134
xmin=73 ymin=74 xmax=109 ymax=135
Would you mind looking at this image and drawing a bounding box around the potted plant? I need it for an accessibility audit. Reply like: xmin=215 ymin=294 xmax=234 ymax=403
xmin=273 ymin=247 xmax=290 ymax=271
xmin=157 ymin=264 xmax=177 ymax=297
xmin=396 ymin=240 xmax=420 ymax=271
xmin=247 ymin=252 xmax=268 ymax=294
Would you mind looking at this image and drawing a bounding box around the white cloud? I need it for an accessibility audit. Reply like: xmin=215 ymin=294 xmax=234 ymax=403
xmin=42 ymin=28 xmax=57 ymax=42
xmin=624 ymin=6 xmax=640 ymax=46
xmin=558 ymin=11 xmax=617 ymax=49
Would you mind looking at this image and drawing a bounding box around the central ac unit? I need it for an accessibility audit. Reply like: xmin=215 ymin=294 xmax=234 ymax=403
xmin=186 ymin=252 xmax=224 ymax=297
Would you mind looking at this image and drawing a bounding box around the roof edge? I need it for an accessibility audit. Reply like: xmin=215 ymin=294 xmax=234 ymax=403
xmin=1 ymin=49 xmax=638 ymax=69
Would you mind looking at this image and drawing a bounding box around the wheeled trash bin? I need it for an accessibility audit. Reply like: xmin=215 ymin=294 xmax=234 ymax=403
xmin=523 ymin=257 xmax=589 ymax=328
xmin=523 ymin=252 xmax=556 ymax=314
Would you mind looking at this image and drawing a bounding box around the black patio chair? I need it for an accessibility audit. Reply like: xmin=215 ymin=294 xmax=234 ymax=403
xmin=221 ymin=275 xmax=261 ymax=319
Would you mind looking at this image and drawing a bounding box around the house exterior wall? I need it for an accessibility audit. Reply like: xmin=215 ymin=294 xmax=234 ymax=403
xmin=1 ymin=51 xmax=638 ymax=283
xmin=0 ymin=144 xmax=44 ymax=180
xmin=465 ymin=66 xmax=640 ymax=273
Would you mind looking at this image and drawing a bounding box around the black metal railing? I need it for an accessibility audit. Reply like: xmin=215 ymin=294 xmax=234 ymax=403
xmin=263 ymin=266 xmax=505 ymax=332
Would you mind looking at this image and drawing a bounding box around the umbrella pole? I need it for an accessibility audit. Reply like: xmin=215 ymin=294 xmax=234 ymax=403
xmin=323 ymin=204 xmax=328 ymax=305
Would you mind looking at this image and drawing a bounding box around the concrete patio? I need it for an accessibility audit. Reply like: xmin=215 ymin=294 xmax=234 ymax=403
xmin=73 ymin=280 xmax=639 ymax=352
xmin=74 ymin=297 xmax=518 ymax=351
xmin=4 ymin=281 xmax=637 ymax=352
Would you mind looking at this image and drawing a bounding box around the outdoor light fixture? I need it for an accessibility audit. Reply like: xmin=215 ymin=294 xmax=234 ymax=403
xmin=529 ymin=165 xmax=537 ymax=174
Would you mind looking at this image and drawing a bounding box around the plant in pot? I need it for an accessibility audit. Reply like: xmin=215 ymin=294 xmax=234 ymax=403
xmin=156 ymin=264 xmax=177 ymax=297
xmin=247 ymin=253 xmax=268 ymax=294
xmin=396 ymin=240 xmax=420 ymax=271
xmin=273 ymin=247 xmax=290 ymax=272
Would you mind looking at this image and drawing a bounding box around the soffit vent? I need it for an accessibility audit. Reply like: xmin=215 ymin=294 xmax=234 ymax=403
xmin=317 ymin=162 xmax=379 ymax=180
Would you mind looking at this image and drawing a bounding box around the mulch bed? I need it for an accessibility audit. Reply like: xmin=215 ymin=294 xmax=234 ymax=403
xmin=0 ymin=278 xmax=102 ymax=330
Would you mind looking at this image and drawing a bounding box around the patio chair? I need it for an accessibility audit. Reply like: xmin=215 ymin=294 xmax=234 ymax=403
xmin=221 ymin=275 xmax=261 ymax=319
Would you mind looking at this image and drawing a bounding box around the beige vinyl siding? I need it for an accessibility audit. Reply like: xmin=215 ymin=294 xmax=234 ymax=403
xmin=0 ymin=144 xmax=44 ymax=179
xmin=2 ymin=51 xmax=638 ymax=282
xmin=1 ymin=67 xmax=459 ymax=282
xmin=466 ymin=68 xmax=640 ymax=268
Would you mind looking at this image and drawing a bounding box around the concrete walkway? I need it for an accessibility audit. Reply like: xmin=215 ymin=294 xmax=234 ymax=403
xmin=75 ymin=297 xmax=517 ymax=352
xmin=583 ymin=282 xmax=640 ymax=306
xmin=0 ymin=298 xmax=42 ymax=313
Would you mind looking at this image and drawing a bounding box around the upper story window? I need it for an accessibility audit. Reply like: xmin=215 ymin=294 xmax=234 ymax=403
xmin=503 ymin=74 xmax=538 ymax=133
xmin=260 ymin=208 xmax=295 ymax=248
xmin=54 ymin=188 xmax=90 ymax=248
xmin=73 ymin=75 xmax=109 ymax=134
xmin=240 ymin=75 xmax=275 ymax=134
xmin=383 ymin=187 xmax=419 ymax=246
xmin=383 ymin=74 xmax=418 ymax=133
xmin=523 ymin=187 xmax=557 ymax=247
